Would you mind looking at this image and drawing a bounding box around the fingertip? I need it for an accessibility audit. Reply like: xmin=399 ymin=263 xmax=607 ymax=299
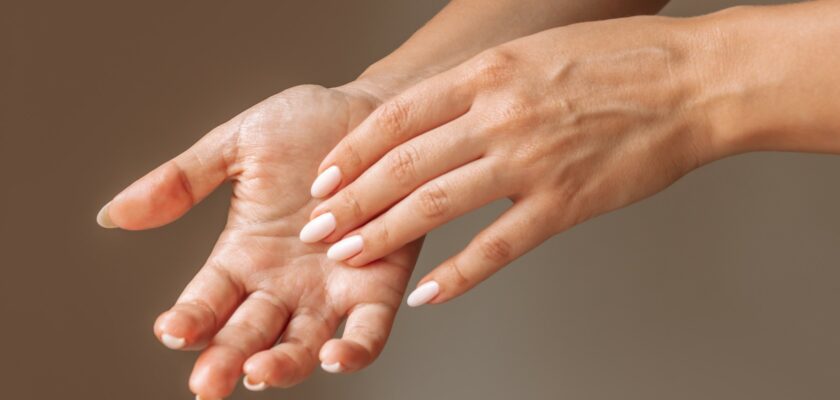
xmin=242 ymin=376 xmax=268 ymax=392
xmin=299 ymin=212 xmax=337 ymax=243
xmin=243 ymin=350 xmax=299 ymax=388
xmin=326 ymin=235 xmax=364 ymax=261
xmin=96 ymin=201 xmax=118 ymax=229
xmin=154 ymin=308 xmax=213 ymax=350
xmin=310 ymin=165 xmax=342 ymax=198
xmin=317 ymin=338 xmax=342 ymax=363
xmin=189 ymin=347 xmax=243 ymax=399
xmin=109 ymin=163 xmax=194 ymax=230
xmin=161 ymin=333 xmax=186 ymax=350
xmin=242 ymin=353 xmax=271 ymax=385
xmin=154 ymin=312 xmax=189 ymax=350
xmin=406 ymin=280 xmax=440 ymax=307
xmin=321 ymin=362 xmax=344 ymax=373
xmin=319 ymin=339 xmax=369 ymax=373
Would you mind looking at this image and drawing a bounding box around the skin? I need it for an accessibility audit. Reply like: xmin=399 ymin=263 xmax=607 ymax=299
xmin=101 ymin=85 xmax=419 ymax=398
xmin=310 ymin=1 xmax=840 ymax=306
xmin=97 ymin=0 xmax=669 ymax=398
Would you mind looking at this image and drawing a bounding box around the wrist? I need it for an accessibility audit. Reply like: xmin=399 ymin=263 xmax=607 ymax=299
xmin=678 ymin=6 xmax=776 ymax=162
xmin=336 ymin=60 xmax=449 ymax=108
xmin=689 ymin=2 xmax=840 ymax=159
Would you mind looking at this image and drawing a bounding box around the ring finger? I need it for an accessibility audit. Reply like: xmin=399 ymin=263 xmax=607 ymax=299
xmin=328 ymin=157 xmax=513 ymax=266
xmin=300 ymin=116 xmax=484 ymax=244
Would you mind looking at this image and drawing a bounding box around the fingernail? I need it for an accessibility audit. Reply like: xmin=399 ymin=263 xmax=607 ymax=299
xmin=327 ymin=235 xmax=363 ymax=261
xmin=243 ymin=376 xmax=268 ymax=391
xmin=195 ymin=396 xmax=222 ymax=400
xmin=310 ymin=166 xmax=342 ymax=198
xmin=321 ymin=362 xmax=344 ymax=373
xmin=161 ymin=333 xmax=186 ymax=349
xmin=96 ymin=202 xmax=117 ymax=229
xmin=407 ymin=281 xmax=440 ymax=307
xmin=299 ymin=213 xmax=337 ymax=243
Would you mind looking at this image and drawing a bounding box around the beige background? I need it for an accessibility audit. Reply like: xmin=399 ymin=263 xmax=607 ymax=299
xmin=3 ymin=1 xmax=838 ymax=399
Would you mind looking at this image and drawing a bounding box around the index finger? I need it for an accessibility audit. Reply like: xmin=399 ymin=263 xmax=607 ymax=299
xmin=310 ymin=68 xmax=475 ymax=199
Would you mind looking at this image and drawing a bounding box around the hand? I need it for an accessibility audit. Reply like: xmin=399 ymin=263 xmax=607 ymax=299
xmin=97 ymin=84 xmax=419 ymax=399
xmin=302 ymin=16 xmax=722 ymax=306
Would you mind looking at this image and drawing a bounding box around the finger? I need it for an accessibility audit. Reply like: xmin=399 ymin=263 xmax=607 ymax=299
xmin=97 ymin=119 xmax=238 ymax=230
xmin=153 ymin=258 xmax=245 ymax=351
xmin=310 ymin=68 xmax=475 ymax=199
xmin=318 ymin=303 xmax=397 ymax=373
xmin=406 ymin=199 xmax=554 ymax=307
xmin=329 ymin=159 xmax=511 ymax=266
xmin=243 ymin=309 xmax=338 ymax=388
xmin=305 ymin=116 xmax=484 ymax=243
xmin=188 ymin=292 xmax=290 ymax=398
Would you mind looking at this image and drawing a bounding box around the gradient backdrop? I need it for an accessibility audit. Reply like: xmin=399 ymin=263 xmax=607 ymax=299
xmin=3 ymin=1 xmax=839 ymax=399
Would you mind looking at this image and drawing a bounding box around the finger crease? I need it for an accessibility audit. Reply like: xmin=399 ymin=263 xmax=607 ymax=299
xmin=171 ymin=160 xmax=197 ymax=206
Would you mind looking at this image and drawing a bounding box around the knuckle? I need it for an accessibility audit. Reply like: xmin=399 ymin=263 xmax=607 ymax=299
xmin=168 ymin=159 xmax=197 ymax=206
xmin=375 ymin=97 xmax=412 ymax=137
xmin=346 ymin=322 xmax=386 ymax=352
xmin=477 ymin=235 xmax=513 ymax=263
xmin=486 ymin=159 xmax=510 ymax=190
xmin=444 ymin=259 xmax=471 ymax=291
xmin=384 ymin=144 xmax=420 ymax=184
xmin=498 ymin=96 xmax=537 ymax=126
xmin=557 ymin=178 xmax=584 ymax=207
xmin=339 ymin=187 xmax=365 ymax=219
xmin=470 ymin=48 xmax=516 ymax=85
xmin=367 ymin=218 xmax=393 ymax=250
xmin=545 ymin=184 xmax=586 ymax=231
xmin=278 ymin=84 xmax=325 ymax=100
xmin=506 ymin=140 xmax=545 ymax=172
xmin=338 ymin=139 xmax=364 ymax=171
xmin=226 ymin=320 xmax=269 ymax=345
xmin=416 ymin=181 xmax=450 ymax=219
xmin=484 ymin=95 xmax=539 ymax=135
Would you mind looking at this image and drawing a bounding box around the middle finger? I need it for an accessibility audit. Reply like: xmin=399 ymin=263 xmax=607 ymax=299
xmin=302 ymin=116 xmax=484 ymax=244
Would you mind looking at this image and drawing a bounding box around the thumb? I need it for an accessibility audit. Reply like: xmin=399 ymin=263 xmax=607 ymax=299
xmin=97 ymin=121 xmax=238 ymax=230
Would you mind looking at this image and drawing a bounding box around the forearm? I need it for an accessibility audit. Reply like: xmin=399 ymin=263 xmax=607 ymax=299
xmin=695 ymin=1 xmax=840 ymax=160
xmin=346 ymin=0 xmax=670 ymax=100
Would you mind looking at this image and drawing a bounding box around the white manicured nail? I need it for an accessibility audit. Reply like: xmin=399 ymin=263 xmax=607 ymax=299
xmin=321 ymin=362 xmax=343 ymax=373
xmin=243 ymin=376 xmax=267 ymax=391
xmin=96 ymin=202 xmax=117 ymax=228
xmin=161 ymin=333 xmax=186 ymax=349
xmin=300 ymin=213 xmax=337 ymax=243
xmin=407 ymin=281 xmax=440 ymax=307
xmin=311 ymin=166 xmax=342 ymax=198
xmin=195 ymin=396 xmax=221 ymax=400
xmin=327 ymin=235 xmax=363 ymax=261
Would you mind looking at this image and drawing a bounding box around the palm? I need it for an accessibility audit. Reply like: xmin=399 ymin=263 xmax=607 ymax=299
xmin=224 ymin=85 xmax=414 ymax=307
xmin=105 ymin=85 xmax=418 ymax=398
